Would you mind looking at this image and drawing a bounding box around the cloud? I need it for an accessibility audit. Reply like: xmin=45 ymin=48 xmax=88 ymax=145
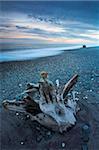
xmin=0 ymin=9 xmax=99 ymax=46
xmin=15 ymin=25 xmax=29 ymax=30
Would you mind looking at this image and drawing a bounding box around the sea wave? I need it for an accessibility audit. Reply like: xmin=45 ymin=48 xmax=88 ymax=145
xmin=0 ymin=46 xmax=80 ymax=62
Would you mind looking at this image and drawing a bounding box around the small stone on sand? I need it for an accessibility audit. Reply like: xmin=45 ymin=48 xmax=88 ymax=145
xmin=61 ymin=142 xmax=66 ymax=148
xmin=89 ymin=89 xmax=92 ymax=92
xmin=83 ymin=96 xmax=88 ymax=100
xmin=16 ymin=112 xmax=19 ymax=116
xmin=20 ymin=141 xmax=24 ymax=145
xmin=26 ymin=115 xmax=30 ymax=118
xmin=46 ymin=131 xmax=51 ymax=136
xmin=19 ymin=84 xmax=22 ymax=87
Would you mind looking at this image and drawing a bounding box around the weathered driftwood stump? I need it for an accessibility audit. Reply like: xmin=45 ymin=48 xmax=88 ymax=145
xmin=2 ymin=71 xmax=79 ymax=133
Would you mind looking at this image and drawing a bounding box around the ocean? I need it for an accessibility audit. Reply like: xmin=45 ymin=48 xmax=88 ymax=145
xmin=0 ymin=43 xmax=81 ymax=62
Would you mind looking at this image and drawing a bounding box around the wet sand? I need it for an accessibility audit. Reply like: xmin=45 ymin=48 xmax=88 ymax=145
xmin=0 ymin=47 xmax=99 ymax=150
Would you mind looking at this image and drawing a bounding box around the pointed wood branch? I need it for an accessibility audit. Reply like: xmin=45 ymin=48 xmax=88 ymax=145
xmin=61 ymin=74 xmax=79 ymax=100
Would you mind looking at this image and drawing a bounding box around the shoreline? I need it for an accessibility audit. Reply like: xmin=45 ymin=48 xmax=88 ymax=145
xmin=0 ymin=45 xmax=79 ymax=63
xmin=0 ymin=46 xmax=98 ymax=63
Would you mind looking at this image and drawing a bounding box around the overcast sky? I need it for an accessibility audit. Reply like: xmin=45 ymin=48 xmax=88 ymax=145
xmin=0 ymin=1 xmax=99 ymax=46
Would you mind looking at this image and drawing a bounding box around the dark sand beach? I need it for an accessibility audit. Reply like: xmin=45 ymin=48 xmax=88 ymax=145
xmin=0 ymin=47 xmax=99 ymax=150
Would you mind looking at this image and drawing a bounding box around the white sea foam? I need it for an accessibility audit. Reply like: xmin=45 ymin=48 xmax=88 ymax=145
xmin=0 ymin=46 xmax=79 ymax=62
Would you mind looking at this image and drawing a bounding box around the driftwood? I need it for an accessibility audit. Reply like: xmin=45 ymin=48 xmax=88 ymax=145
xmin=62 ymin=74 xmax=78 ymax=100
xmin=2 ymin=72 xmax=80 ymax=132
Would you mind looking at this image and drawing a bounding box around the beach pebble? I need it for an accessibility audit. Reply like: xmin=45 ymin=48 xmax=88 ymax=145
xmin=26 ymin=114 xmax=30 ymax=118
xmin=19 ymin=83 xmax=22 ymax=87
xmin=67 ymin=93 xmax=71 ymax=96
xmin=75 ymin=98 xmax=79 ymax=101
xmin=2 ymin=90 xmax=5 ymax=93
xmin=91 ymin=78 xmax=94 ymax=81
xmin=16 ymin=112 xmax=19 ymax=116
xmin=89 ymin=89 xmax=92 ymax=92
xmin=46 ymin=131 xmax=51 ymax=136
xmin=56 ymin=79 xmax=59 ymax=87
xmin=85 ymin=96 xmax=88 ymax=99
xmin=61 ymin=142 xmax=66 ymax=148
xmin=20 ymin=141 xmax=24 ymax=145
xmin=83 ymin=96 xmax=88 ymax=100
